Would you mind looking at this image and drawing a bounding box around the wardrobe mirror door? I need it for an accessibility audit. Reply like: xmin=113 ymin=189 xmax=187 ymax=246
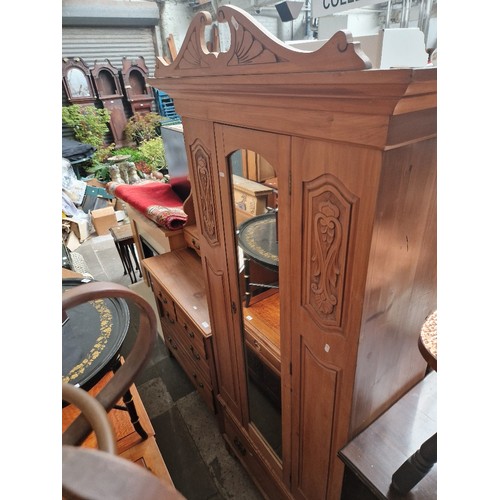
xmin=228 ymin=149 xmax=282 ymax=459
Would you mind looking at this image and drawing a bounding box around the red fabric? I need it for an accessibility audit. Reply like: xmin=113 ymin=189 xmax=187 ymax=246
xmin=107 ymin=181 xmax=188 ymax=230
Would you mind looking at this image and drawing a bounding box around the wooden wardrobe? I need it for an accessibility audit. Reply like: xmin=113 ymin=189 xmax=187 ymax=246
xmin=150 ymin=6 xmax=437 ymax=499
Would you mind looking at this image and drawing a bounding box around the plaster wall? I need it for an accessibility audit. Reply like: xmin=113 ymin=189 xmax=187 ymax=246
xmin=158 ymin=0 xmax=196 ymax=58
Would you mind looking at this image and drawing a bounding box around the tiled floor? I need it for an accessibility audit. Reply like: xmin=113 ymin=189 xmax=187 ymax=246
xmin=71 ymin=230 xmax=264 ymax=500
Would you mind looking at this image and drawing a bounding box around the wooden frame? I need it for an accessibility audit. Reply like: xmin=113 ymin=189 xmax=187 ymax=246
xmin=148 ymin=6 xmax=436 ymax=499
xmin=90 ymin=59 xmax=128 ymax=147
xmin=121 ymin=56 xmax=155 ymax=115
xmin=62 ymin=57 xmax=97 ymax=105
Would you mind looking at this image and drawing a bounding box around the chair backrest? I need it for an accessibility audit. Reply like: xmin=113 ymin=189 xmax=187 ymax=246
xmin=62 ymin=380 xmax=185 ymax=499
xmin=62 ymin=382 xmax=117 ymax=454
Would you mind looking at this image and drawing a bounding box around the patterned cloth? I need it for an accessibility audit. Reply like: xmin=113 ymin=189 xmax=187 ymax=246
xmin=107 ymin=180 xmax=188 ymax=230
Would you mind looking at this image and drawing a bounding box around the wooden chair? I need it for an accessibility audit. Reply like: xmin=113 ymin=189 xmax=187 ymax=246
xmin=62 ymin=382 xmax=185 ymax=499
xmin=62 ymin=282 xmax=185 ymax=499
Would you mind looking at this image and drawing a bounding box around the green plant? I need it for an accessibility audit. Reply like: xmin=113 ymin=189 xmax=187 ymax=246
xmin=124 ymin=112 xmax=162 ymax=146
xmin=113 ymin=147 xmax=143 ymax=163
xmin=85 ymin=162 xmax=112 ymax=183
xmin=62 ymin=104 xmax=111 ymax=149
xmin=138 ymin=137 xmax=167 ymax=172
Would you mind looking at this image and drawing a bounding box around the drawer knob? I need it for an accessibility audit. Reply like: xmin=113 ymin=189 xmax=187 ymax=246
xmin=190 ymin=346 xmax=201 ymax=360
xmin=192 ymin=373 xmax=204 ymax=388
xmin=167 ymin=337 xmax=177 ymax=350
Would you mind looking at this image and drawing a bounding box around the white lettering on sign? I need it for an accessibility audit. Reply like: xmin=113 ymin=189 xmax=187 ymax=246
xmin=311 ymin=0 xmax=380 ymax=19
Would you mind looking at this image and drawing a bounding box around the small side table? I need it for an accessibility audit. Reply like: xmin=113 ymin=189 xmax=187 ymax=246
xmin=391 ymin=311 xmax=437 ymax=495
xmin=237 ymin=212 xmax=279 ymax=307
xmin=110 ymin=224 xmax=142 ymax=284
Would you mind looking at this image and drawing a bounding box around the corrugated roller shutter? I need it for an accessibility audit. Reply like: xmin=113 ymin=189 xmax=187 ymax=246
xmin=62 ymin=26 xmax=159 ymax=140
xmin=62 ymin=26 xmax=157 ymax=74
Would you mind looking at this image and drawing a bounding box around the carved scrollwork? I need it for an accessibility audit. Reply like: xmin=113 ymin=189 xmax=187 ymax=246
xmin=311 ymin=201 xmax=342 ymax=316
xmin=176 ymin=12 xmax=216 ymax=70
xmin=303 ymin=175 xmax=357 ymax=329
xmin=191 ymin=140 xmax=219 ymax=246
xmin=218 ymin=8 xmax=286 ymax=67
xmin=154 ymin=5 xmax=370 ymax=77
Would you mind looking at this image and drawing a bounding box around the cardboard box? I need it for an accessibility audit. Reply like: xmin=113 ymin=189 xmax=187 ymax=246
xmin=65 ymin=231 xmax=81 ymax=252
xmin=91 ymin=206 xmax=117 ymax=236
xmin=63 ymin=217 xmax=90 ymax=243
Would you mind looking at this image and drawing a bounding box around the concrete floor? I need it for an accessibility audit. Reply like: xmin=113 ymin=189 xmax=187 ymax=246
xmin=72 ymin=230 xmax=264 ymax=500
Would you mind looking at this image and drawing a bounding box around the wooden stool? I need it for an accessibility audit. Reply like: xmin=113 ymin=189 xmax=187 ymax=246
xmin=110 ymin=224 xmax=142 ymax=284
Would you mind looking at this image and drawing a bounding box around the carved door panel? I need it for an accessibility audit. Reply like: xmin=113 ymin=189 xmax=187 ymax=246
xmin=181 ymin=117 xmax=246 ymax=423
xmin=289 ymin=137 xmax=381 ymax=499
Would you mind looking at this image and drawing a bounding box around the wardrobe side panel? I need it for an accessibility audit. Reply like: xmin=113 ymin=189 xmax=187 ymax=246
xmin=350 ymin=137 xmax=437 ymax=437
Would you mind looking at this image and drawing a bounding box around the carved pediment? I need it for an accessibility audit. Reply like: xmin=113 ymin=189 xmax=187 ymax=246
xmin=154 ymin=5 xmax=371 ymax=78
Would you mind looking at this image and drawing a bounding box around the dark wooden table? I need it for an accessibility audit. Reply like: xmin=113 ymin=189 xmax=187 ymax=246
xmin=390 ymin=311 xmax=437 ymax=495
xmin=237 ymin=212 xmax=279 ymax=306
xmin=339 ymin=371 xmax=437 ymax=499
xmin=109 ymin=223 xmax=142 ymax=284
xmin=339 ymin=312 xmax=438 ymax=498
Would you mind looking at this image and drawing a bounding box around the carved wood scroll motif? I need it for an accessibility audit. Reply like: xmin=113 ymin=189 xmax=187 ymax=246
xmin=154 ymin=5 xmax=371 ymax=77
xmin=191 ymin=140 xmax=219 ymax=246
xmin=303 ymin=175 xmax=357 ymax=330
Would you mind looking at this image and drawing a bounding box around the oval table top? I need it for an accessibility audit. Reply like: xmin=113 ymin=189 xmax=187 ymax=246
xmin=237 ymin=212 xmax=279 ymax=272
xmin=62 ymin=278 xmax=130 ymax=389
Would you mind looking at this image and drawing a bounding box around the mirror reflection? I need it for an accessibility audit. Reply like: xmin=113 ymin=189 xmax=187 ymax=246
xmin=228 ymin=150 xmax=282 ymax=459
xmin=67 ymin=68 xmax=91 ymax=97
